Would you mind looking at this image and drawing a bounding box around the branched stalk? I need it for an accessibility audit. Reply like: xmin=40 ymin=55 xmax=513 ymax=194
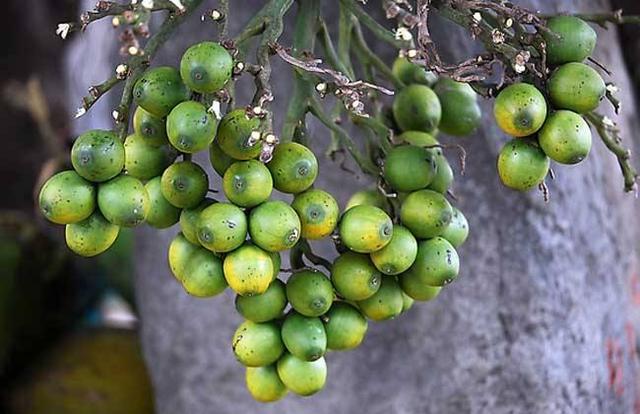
xmin=351 ymin=20 xmax=404 ymax=89
xmin=79 ymin=75 xmax=123 ymax=115
xmin=339 ymin=0 xmax=410 ymax=49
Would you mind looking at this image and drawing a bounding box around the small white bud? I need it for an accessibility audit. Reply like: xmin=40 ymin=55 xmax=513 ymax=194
xmin=505 ymin=18 xmax=513 ymax=28
xmin=211 ymin=9 xmax=223 ymax=21
xmin=115 ymin=64 xmax=128 ymax=78
xmin=395 ymin=27 xmax=413 ymax=41
xmin=112 ymin=110 xmax=120 ymax=120
xmin=168 ymin=0 xmax=185 ymax=11
xmin=264 ymin=133 xmax=278 ymax=145
xmin=602 ymin=116 xmax=615 ymax=128
xmin=315 ymin=83 xmax=327 ymax=93
xmin=128 ymin=46 xmax=139 ymax=55
xmin=75 ymin=107 xmax=87 ymax=119
xmin=235 ymin=62 xmax=245 ymax=71
xmin=248 ymin=131 xmax=262 ymax=145
xmin=473 ymin=12 xmax=482 ymax=22
xmin=492 ymin=29 xmax=505 ymax=45
xmin=606 ymin=84 xmax=619 ymax=94
xmin=112 ymin=16 xmax=121 ymax=27
xmin=141 ymin=0 xmax=154 ymax=9
xmin=406 ymin=49 xmax=418 ymax=58
xmin=208 ymin=100 xmax=222 ymax=120
xmin=252 ymin=106 xmax=264 ymax=116
xmin=56 ymin=23 xmax=71 ymax=40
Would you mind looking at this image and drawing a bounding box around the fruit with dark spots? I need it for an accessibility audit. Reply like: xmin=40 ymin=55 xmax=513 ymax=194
xmin=434 ymin=78 xmax=481 ymax=136
xmin=384 ymin=145 xmax=437 ymax=192
xmin=356 ymin=276 xmax=404 ymax=321
xmin=235 ymin=279 xmax=287 ymax=323
xmin=345 ymin=189 xmax=388 ymax=212
xmin=291 ymin=189 xmax=339 ymax=240
xmin=71 ymin=130 xmax=124 ymax=182
xmin=232 ymin=320 xmax=283 ymax=367
xmin=267 ymin=142 xmax=318 ymax=194
xmin=222 ymin=160 xmax=273 ymax=207
xmin=497 ymin=139 xmax=550 ymax=191
xmin=400 ymin=189 xmax=453 ymax=239
xmin=123 ymin=134 xmax=177 ymax=180
xmin=181 ymin=248 xmax=227 ymax=297
xmin=281 ymin=312 xmax=327 ymax=361
xmin=249 ymin=201 xmax=301 ymax=252
xmin=331 ymin=251 xmax=381 ymax=301
xmin=245 ymin=365 xmax=288 ymax=402
xmin=160 ymin=161 xmax=208 ymax=208
xmin=324 ymin=302 xmax=368 ymax=351
xmin=180 ymin=41 xmax=233 ymax=93
xmin=197 ymin=202 xmax=247 ymax=253
xmin=400 ymin=271 xmax=442 ymax=301
xmin=391 ymin=57 xmax=437 ymax=86
xmin=224 ymin=244 xmax=274 ymax=296
xmin=441 ymin=207 xmax=469 ymax=248
xmin=370 ymin=225 xmax=418 ymax=275
xmin=168 ymin=233 xmax=199 ymax=281
xmin=493 ymin=83 xmax=547 ymax=137
xmin=133 ymin=66 xmax=189 ymax=117
xmin=339 ymin=205 xmax=393 ymax=253
xmin=39 ymin=170 xmax=96 ymax=225
xmin=217 ymin=109 xmax=262 ymax=160
xmin=98 ymin=175 xmax=149 ymax=227
xmin=209 ymin=139 xmax=234 ymax=177
xmin=277 ymin=353 xmax=327 ymax=396
xmin=548 ymin=62 xmax=605 ymax=114
xmin=166 ymin=101 xmax=217 ymax=153
xmin=543 ymin=16 xmax=597 ymax=65
xmin=179 ymin=198 xmax=215 ymax=245
xmin=538 ymin=110 xmax=592 ymax=165
xmin=133 ymin=106 xmax=168 ymax=147
xmin=392 ymin=84 xmax=441 ymax=132
xmin=403 ymin=237 xmax=459 ymax=287
xmin=65 ymin=211 xmax=119 ymax=257
xmin=286 ymin=270 xmax=333 ymax=317
xmin=144 ymin=177 xmax=181 ymax=229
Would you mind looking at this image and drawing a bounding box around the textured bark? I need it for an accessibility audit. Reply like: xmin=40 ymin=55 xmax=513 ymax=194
xmin=67 ymin=0 xmax=640 ymax=412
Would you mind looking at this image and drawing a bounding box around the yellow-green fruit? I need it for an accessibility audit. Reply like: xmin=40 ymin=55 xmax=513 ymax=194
xmin=197 ymin=202 xmax=247 ymax=253
xmin=133 ymin=66 xmax=189 ymax=117
xmin=356 ymin=277 xmax=404 ymax=321
xmin=39 ymin=170 xmax=96 ymax=225
xmin=434 ymin=78 xmax=481 ymax=136
xmin=222 ymin=160 xmax=273 ymax=208
xmin=249 ymin=201 xmax=301 ymax=252
xmin=269 ymin=252 xmax=281 ymax=281
xmin=497 ymin=139 xmax=550 ymax=191
xmin=391 ymin=57 xmax=438 ymax=86
xmin=404 ymin=237 xmax=459 ymax=287
xmin=493 ymin=83 xmax=547 ymax=137
xmin=267 ymin=142 xmax=319 ymax=194
xmin=441 ymin=207 xmax=469 ymax=248
xmin=538 ymin=110 xmax=592 ymax=165
xmin=324 ymin=302 xmax=368 ymax=351
xmin=245 ymin=365 xmax=288 ymax=403
xmin=286 ymin=269 xmax=333 ymax=317
xmin=71 ymin=130 xmax=125 ymax=182
xmin=277 ymin=353 xmax=327 ymax=396
xmin=144 ymin=177 xmax=180 ymax=229
xmin=339 ymin=205 xmax=393 ymax=253
xmin=166 ymin=101 xmax=217 ymax=153
xmin=232 ymin=320 xmax=284 ymax=367
xmin=235 ymin=279 xmax=287 ymax=322
xmin=168 ymin=233 xmax=198 ymax=281
xmin=370 ymin=225 xmax=418 ymax=275
xmin=331 ymin=251 xmax=381 ymax=301
xmin=160 ymin=161 xmax=208 ymax=209
xmin=401 ymin=292 xmax=415 ymax=312
xmin=217 ymin=109 xmax=262 ymax=160
xmin=133 ymin=106 xmax=168 ymax=147
xmin=98 ymin=175 xmax=149 ymax=227
xmin=224 ymin=244 xmax=274 ymax=296
xmin=384 ymin=145 xmax=437 ymax=192
xmin=65 ymin=212 xmax=119 ymax=257
xmin=123 ymin=134 xmax=177 ymax=180
xmin=181 ymin=248 xmax=226 ymax=297
xmin=345 ymin=189 xmax=387 ymax=212
xmin=180 ymin=41 xmax=233 ymax=93
xmin=291 ymin=189 xmax=339 ymax=240
xmin=393 ymin=84 xmax=441 ymax=133
xmin=544 ymin=16 xmax=597 ymax=65
xmin=400 ymin=189 xmax=453 ymax=239
xmin=548 ymin=62 xmax=605 ymax=114
xmin=209 ymin=139 xmax=234 ymax=177
xmin=178 ymin=198 xmax=214 ymax=245
xmin=400 ymin=272 xmax=442 ymax=301
xmin=281 ymin=312 xmax=327 ymax=361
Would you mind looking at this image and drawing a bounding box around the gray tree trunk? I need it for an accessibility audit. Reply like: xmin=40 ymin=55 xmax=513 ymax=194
xmin=67 ymin=0 xmax=640 ymax=412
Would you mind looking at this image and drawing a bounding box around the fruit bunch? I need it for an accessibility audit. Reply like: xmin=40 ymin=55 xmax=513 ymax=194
xmin=493 ymin=16 xmax=603 ymax=191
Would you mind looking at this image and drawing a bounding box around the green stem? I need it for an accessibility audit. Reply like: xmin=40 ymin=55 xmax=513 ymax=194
xmin=351 ymin=19 xmax=404 ymax=89
xmin=318 ymin=20 xmax=353 ymax=78
xmin=339 ymin=0 xmax=410 ymax=49
xmin=338 ymin=3 xmax=356 ymax=79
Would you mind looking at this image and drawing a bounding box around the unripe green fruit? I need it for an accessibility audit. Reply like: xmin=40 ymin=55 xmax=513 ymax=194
xmin=133 ymin=106 xmax=168 ymax=146
xmin=356 ymin=276 xmax=404 ymax=321
xmin=133 ymin=66 xmax=189 ymax=117
xmin=222 ymin=160 xmax=273 ymax=207
xmin=160 ymin=161 xmax=208 ymax=208
xmin=339 ymin=205 xmax=393 ymax=253
xmin=286 ymin=269 xmax=333 ymax=317
xmin=209 ymin=139 xmax=234 ymax=177
xmin=400 ymin=272 xmax=442 ymax=301
xmin=401 ymin=292 xmax=415 ymax=312
xmin=224 ymin=244 xmax=274 ymax=296
xmin=392 ymin=84 xmax=441 ymax=132
xmin=179 ymin=198 xmax=214 ymax=245
xmin=324 ymin=302 xmax=368 ymax=351
xmin=441 ymin=207 xmax=469 ymax=247
xmin=180 ymin=41 xmax=233 ymax=93
xmin=197 ymin=202 xmax=247 ymax=253
xmin=144 ymin=177 xmax=180 ymax=229
xmin=269 ymin=252 xmax=281 ymax=282
xmin=370 ymin=225 xmax=418 ymax=275
xmin=217 ymin=109 xmax=262 ymax=160
xmin=267 ymin=142 xmax=319 ymax=194
xmin=281 ymin=312 xmax=327 ymax=361
xmin=65 ymin=212 xmax=119 ymax=257
xmin=493 ymin=83 xmax=547 ymax=137
xmin=429 ymin=154 xmax=454 ymax=193
xmin=538 ymin=110 xmax=592 ymax=164
xmin=39 ymin=170 xmax=96 ymax=225
xmin=404 ymin=237 xmax=459 ymax=287
xmin=397 ymin=130 xmax=439 ymax=150
xmin=392 ymin=57 xmax=438 ymax=86
xmin=167 ymin=233 xmax=198 ymax=281
xmin=331 ymin=251 xmax=381 ymax=301
xmin=548 ymin=62 xmax=605 ymax=114
xmin=249 ymin=201 xmax=301 ymax=252
xmin=166 ymin=101 xmax=217 ymax=153
xmin=497 ymin=139 xmax=550 ymax=191
xmin=384 ymin=145 xmax=437 ymax=192
xmin=400 ymin=189 xmax=453 ymax=239
xmin=71 ymin=130 xmax=124 ymax=182
xmin=544 ymin=16 xmax=597 ymax=65
xmin=277 ymin=354 xmax=327 ymax=396
xmin=245 ymin=365 xmax=288 ymax=403
xmin=123 ymin=134 xmax=177 ymax=180
xmin=291 ymin=189 xmax=339 ymax=240
xmin=232 ymin=320 xmax=283 ymax=367
xmin=434 ymin=78 xmax=481 ymax=136
xmin=345 ymin=189 xmax=387 ymax=212
xmin=181 ymin=248 xmax=227 ymax=297
xmin=98 ymin=175 xmax=149 ymax=227
xmin=235 ymin=279 xmax=287 ymax=323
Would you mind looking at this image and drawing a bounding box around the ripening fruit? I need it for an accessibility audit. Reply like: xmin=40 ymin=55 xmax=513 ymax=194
xmin=277 ymin=354 xmax=327 ymax=396
xmin=286 ymin=269 xmax=333 ymax=317
xmin=197 ymin=202 xmax=247 ymax=253
xmin=178 ymin=198 xmax=214 ymax=245
xmin=217 ymin=109 xmax=262 ymax=160
xmin=144 ymin=177 xmax=180 ymax=229
xmin=222 ymin=160 xmax=273 ymax=208
xmin=123 ymin=134 xmax=177 ymax=180
xmin=400 ymin=189 xmax=453 ymax=239
xmin=399 ymin=272 xmax=442 ymax=301
xmin=401 ymin=292 xmax=414 ymax=312
xmin=356 ymin=276 xmax=404 ymax=321
xmin=235 ymin=279 xmax=287 ymax=323
xmin=548 ymin=62 xmax=605 ymax=114
xmin=168 ymin=233 xmax=198 ymax=281
xmin=98 ymin=175 xmax=149 ymax=227
xmin=493 ymin=83 xmax=547 ymax=137
xmin=180 ymin=41 xmax=233 ymax=93
xmin=269 ymin=252 xmax=281 ymax=281
xmin=224 ymin=244 xmax=274 ymax=296
xmin=370 ymin=225 xmax=418 ymax=275
xmin=133 ymin=106 xmax=168 ymax=146
xmin=497 ymin=139 xmax=550 ymax=191
xmin=324 ymin=302 xmax=368 ymax=351
xmin=331 ymin=251 xmax=381 ymax=301
xmin=39 ymin=170 xmax=96 ymax=224
xmin=392 ymin=57 xmax=438 ymax=86
xmin=392 ymin=84 xmax=441 ymax=132
xmin=181 ymin=248 xmax=227 ymax=297
xmin=339 ymin=205 xmax=393 ymax=253
xmin=291 ymin=189 xmax=339 ymax=240
xmin=209 ymin=139 xmax=234 ymax=177
xmin=245 ymin=365 xmax=288 ymax=403
xmin=267 ymin=142 xmax=318 ymax=194
xmin=160 ymin=161 xmax=208 ymax=209
xmin=232 ymin=320 xmax=284 ymax=367
xmin=166 ymin=101 xmax=217 ymax=153
xmin=133 ymin=66 xmax=189 ymax=117
xmin=538 ymin=110 xmax=592 ymax=164
xmin=434 ymin=78 xmax=481 ymax=136
xmin=429 ymin=154 xmax=454 ymax=194
xmin=71 ymin=130 xmax=124 ymax=183
xmin=65 ymin=211 xmax=119 ymax=257
xmin=345 ymin=189 xmax=387 ymax=212
xmin=281 ymin=312 xmax=327 ymax=361
xmin=405 ymin=237 xmax=459 ymax=287
xmin=249 ymin=201 xmax=301 ymax=252
xmin=384 ymin=145 xmax=437 ymax=192
xmin=544 ymin=16 xmax=597 ymax=65
xmin=441 ymin=207 xmax=469 ymax=248
xmin=397 ymin=130 xmax=439 ymax=149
